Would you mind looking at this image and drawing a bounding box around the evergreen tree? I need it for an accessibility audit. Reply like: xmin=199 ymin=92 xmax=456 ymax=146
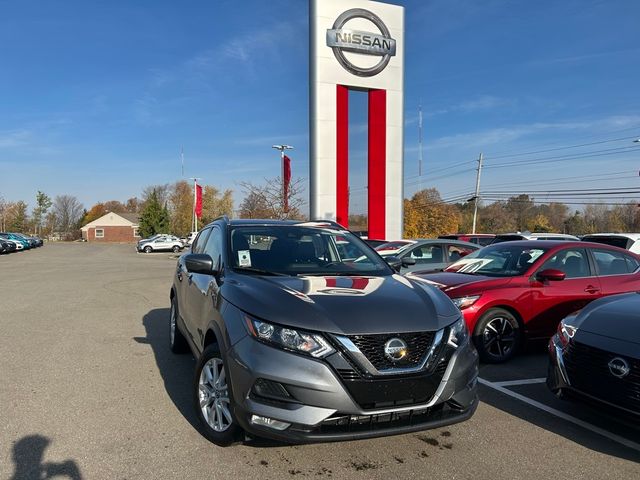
xmin=32 ymin=191 xmax=52 ymax=235
xmin=139 ymin=190 xmax=170 ymax=237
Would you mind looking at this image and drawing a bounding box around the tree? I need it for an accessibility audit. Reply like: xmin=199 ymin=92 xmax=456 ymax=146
xmin=238 ymin=176 xmax=305 ymax=220
xmin=526 ymin=213 xmax=552 ymax=233
xmin=32 ymin=191 xmax=52 ymax=235
xmin=139 ymin=189 xmax=170 ymax=238
xmin=0 ymin=197 xmax=9 ymax=231
xmin=169 ymin=180 xmax=193 ymax=236
xmin=477 ymin=202 xmax=516 ymax=233
xmin=8 ymin=201 xmax=29 ymax=232
xmin=103 ymin=200 xmax=126 ymax=213
xmin=82 ymin=203 xmax=107 ymax=225
xmin=201 ymin=186 xmax=233 ymax=225
xmin=505 ymin=195 xmax=535 ymax=231
xmin=53 ymin=195 xmax=84 ymax=238
xmin=142 ymin=184 xmax=170 ymax=208
xmin=125 ymin=197 xmax=140 ymax=213
xmin=403 ymin=188 xmax=460 ymax=238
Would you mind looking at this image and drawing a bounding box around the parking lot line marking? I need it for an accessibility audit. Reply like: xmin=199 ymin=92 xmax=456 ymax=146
xmin=478 ymin=377 xmax=640 ymax=453
xmin=493 ymin=378 xmax=547 ymax=387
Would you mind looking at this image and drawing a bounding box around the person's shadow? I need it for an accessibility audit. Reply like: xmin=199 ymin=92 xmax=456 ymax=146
xmin=134 ymin=308 xmax=200 ymax=430
xmin=10 ymin=435 xmax=82 ymax=480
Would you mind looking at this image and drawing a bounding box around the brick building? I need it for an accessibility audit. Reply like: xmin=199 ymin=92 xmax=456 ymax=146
xmin=81 ymin=212 xmax=140 ymax=243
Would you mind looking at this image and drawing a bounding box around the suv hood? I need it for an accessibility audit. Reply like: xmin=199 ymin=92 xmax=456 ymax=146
xmin=223 ymin=274 xmax=460 ymax=335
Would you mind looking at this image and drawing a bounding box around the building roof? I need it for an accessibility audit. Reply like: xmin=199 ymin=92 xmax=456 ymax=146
xmin=81 ymin=212 xmax=140 ymax=231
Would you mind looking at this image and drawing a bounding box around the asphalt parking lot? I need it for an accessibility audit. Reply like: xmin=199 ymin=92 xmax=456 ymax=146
xmin=1 ymin=243 xmax=638 ymax=479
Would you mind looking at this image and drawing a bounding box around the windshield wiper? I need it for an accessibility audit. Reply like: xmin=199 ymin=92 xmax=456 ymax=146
xmin=232 ymin=267 xmax=290 ymax=277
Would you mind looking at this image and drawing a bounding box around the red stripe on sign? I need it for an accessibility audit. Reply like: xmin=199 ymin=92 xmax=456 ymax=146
xmin=336 ymin=85 xmax=349 ymax=228
xmin=368 ymin=89 xmax=386 ymax=240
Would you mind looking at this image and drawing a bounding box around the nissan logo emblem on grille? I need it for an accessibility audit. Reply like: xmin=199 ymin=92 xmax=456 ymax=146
xmin=608 ymin=357 xmax=630 ymax=378
xmin=384 ymin=338 xmax=408 ymax=362
xmin=326 ymin=8 xmax=397 ymax=77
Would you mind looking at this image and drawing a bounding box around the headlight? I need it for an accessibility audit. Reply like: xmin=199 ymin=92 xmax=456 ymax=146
xmin=448 ymin=316 xmax=469 ymax=348
xmin=452 ymin=295 xmax=480 ymax=310
xmin=557 ymin=315 xmax=578 ymax=348
xmin=245 ymin=317 xmax=335 ymax=358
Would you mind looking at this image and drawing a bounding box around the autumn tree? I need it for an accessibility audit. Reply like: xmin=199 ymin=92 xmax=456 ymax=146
xmin=477 ymin=202 xmax=516 ymax=233
xmin=168 ymin=180 xmax=193 ymax=236
xmin=201 ymin=186 xmax=233 ymax=225
xmin=505 ymin=195 xmax=535 ymax=231
xmin=238 ymin=191 xmax=271 ymax=219
xmin=403 ymin=188 xmax=460 ymax=238
xmin=125 ymin=197 xmax=140 ymax=213
xmin=83 ymin=203 xmax=107 ymax=225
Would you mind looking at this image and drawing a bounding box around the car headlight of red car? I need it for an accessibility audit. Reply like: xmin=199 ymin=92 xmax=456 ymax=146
xmin=452 ymin=295 xmax=481 ymax=310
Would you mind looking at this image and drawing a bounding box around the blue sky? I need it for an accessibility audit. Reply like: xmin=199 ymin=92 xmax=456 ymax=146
xmin=1 ymin=0 xmax=639 ymax=214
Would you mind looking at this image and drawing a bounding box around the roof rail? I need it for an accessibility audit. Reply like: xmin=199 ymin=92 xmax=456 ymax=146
xmin=305 ymin=219 xmax=347 ymax=229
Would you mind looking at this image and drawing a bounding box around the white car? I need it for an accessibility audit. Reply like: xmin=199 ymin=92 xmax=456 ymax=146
xmin=137 ymin=234 xmax=184 ymax=253
xmin=581 ymin=233 xmax=640 ymax=254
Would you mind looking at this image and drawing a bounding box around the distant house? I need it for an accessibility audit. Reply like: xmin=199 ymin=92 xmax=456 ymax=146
xmin=81 ymin=212 xmax=140 ymax=243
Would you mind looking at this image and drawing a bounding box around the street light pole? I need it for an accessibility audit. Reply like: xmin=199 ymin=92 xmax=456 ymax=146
xmin=272 ymin=144 xmax=294 ymax=217
xmin=471 ymin=153 xmax=484 ymax=234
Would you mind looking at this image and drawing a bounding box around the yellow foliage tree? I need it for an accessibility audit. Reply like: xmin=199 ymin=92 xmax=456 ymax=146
xmin=403 ymin=189 xmax=460 ymax=238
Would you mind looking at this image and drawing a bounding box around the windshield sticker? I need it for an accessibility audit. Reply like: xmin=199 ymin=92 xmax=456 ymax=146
xmin=238 ymin=250 xmax=252 ymax=267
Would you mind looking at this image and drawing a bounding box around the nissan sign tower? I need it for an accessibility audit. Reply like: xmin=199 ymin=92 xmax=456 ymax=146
xmin=310 ymin=0 xmax=404 ymax=240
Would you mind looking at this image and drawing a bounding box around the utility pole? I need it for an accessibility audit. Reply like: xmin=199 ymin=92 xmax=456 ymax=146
xmin=189 ymin=177 xmax=201 ymax=233
xmin=272 ymin=144 xmax=294 ymax=217
xmin=471 ymin=153 xmax=484 ymax=234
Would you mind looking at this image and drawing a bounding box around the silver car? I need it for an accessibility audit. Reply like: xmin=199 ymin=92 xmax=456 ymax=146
xmin=137 ymin=234 xmax=184 ymax=253
xmin=379 ymin=239 xmax=480 ymax=274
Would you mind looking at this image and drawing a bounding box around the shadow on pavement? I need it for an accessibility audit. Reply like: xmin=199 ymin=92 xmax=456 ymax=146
xmin=9 ymin=434 xmax=82 ymax=480
xmin=136 ymin=308 xmax=200 ymax=431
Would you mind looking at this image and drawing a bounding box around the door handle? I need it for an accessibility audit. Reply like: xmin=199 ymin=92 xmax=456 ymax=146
xmin=584 ymin=286 xmax=600 ymax=294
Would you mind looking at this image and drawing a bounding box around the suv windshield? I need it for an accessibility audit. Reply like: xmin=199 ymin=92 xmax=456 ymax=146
xmin=445 ymin=244 xmax=548 ymax=277
xmin=229 ymin=224 xmax=393 ymax=276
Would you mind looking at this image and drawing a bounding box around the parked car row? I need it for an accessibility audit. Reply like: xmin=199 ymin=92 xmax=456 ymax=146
xmin=0 ymin=232 xmax=44 ymax=254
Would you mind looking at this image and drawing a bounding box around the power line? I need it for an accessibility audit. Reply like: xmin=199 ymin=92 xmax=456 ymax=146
xmin=484 ymin=146 xmax=639 ymax=169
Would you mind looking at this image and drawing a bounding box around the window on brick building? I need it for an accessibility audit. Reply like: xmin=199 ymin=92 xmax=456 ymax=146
xmin=95 ymin=229 xmax=104 ymax=238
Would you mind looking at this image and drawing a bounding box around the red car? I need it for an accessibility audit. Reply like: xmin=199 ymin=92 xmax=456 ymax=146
xmin=409 ymin=241 xmax=640 ymax=363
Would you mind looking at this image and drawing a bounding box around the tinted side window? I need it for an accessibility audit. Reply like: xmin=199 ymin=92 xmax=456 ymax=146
xmin=203 ymin=227 xmax=223 ymax=268
xmin=192 ymin=228 xmax=211 ymax=254
xmin=539 ymin=249 xmax=591 ymax=278
xmin=408 ymin=244 xmax=445 ymax=264
xmin=592 ymin=249 xmax=639 ymax=275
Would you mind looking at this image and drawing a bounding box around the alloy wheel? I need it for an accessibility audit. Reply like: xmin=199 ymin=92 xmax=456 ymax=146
xmin=482 ymin=316 xmax=516 ymax=358
xmin=198 ymin=358 xmax=233 ymax=432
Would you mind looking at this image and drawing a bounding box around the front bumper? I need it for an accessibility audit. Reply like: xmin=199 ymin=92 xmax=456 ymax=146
xmin=547 ymin=334 xmax=640 ymax=416
xmin=226 ymin=335 xmax=479 ymax=443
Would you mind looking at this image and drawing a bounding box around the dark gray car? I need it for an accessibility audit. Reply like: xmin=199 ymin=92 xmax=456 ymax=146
xmin=170 ymin=218 xmax=478 ymax=445
xmin=548 ymin=292 xmax=640 ymax=416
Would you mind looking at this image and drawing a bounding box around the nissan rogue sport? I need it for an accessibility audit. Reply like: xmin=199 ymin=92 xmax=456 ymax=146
xmin=169 ymin=217 xmax=478 ymax=445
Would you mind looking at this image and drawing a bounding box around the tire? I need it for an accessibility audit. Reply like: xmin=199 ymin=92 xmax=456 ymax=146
xmin=473 ymin=308 xmax=522 ymax=363
xmin=169 ymin=297 xmax=189 ymax=354
xmin=144 ymin=245 xmax=152 ymax=253
xmin=172 ymin=245 xmax=180 ymax=253
xmin=194 ymin=344 xmax=241 ymax=446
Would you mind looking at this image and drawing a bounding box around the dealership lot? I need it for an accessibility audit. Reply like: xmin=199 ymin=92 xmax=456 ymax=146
xmin=1 ymin=244 xmax=638 ymax=479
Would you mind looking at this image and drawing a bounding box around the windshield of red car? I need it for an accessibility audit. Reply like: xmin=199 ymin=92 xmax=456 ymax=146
xmin=445 ymin=245 xmax=548 ymax=277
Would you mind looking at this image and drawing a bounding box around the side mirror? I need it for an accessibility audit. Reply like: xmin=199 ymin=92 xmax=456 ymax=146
xmin=536 ymin=268 xmax=566 ymax=282
xmin=386 ymin=255 xmax=403 ymax=272
xmin=184 ymin=254 xmax=217 ymax=275
xmin=401 ymin=257 xmax=416 ymax=267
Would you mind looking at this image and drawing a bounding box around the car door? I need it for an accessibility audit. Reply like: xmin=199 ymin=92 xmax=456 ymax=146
xmin=187 ymin=226 xmax=224 ymax=351
xmin=401 ymin=243 xmax=447 ymax=273
xmin=177 ymin=228 xmax=211 ymax=337
xmin=525 ymin=247 xmax=602 ymax=338
xmin=590 ymin=247 xmax=640 ymax=296
xmin=446 ymin=244 xmax=477 ymax=266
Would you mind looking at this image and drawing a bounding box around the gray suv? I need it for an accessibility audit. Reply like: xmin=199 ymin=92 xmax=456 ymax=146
xmin=169 ymin=217 xmax=478 ymax=445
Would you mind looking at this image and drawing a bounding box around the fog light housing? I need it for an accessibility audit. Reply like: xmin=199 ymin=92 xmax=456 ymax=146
xmin=251 ymin=378 xmax=293 ymax=402
xmin=250 ymin=415 xmax=291 ymax=431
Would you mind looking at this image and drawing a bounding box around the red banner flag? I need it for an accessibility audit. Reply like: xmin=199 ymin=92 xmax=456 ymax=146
xmin=283 ymin=155 xmax=291 ymax=213
xmin=195 ymin=183 xmax=203 ymax=219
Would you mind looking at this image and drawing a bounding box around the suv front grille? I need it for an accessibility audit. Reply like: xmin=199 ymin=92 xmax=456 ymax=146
xmin=564 ymin=341 xmax=640 ymax=413
xmin=347 ymin=332 xmax=436 ymax=371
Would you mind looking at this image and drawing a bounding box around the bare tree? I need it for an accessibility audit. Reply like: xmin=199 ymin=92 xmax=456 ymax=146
xmin=53 ymin=195 xmax=84 ymax=238
xmin=238 ymin=176 xmax=306 ymax=220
